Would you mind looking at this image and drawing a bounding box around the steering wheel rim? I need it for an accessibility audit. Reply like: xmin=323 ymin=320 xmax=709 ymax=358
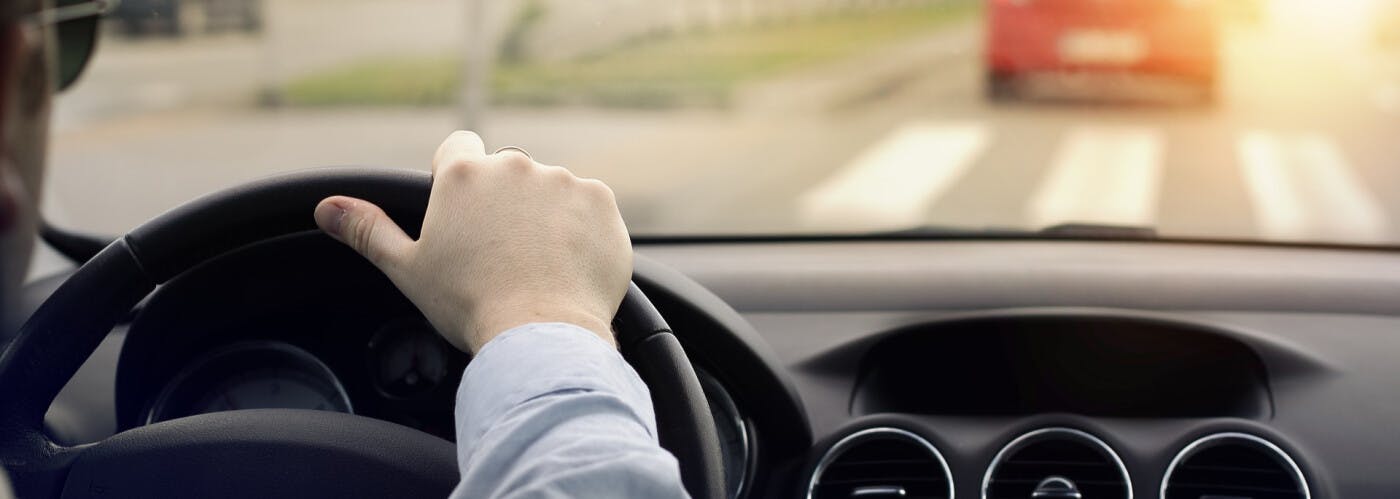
xmin=0 ymin=167 xmax=724 ymax=498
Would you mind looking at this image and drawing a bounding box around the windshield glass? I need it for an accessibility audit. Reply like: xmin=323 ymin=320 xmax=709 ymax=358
xmin=47 ymin=0 xmax=1400 ymax=244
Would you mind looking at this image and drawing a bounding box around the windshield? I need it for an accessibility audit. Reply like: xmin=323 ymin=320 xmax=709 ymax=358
xmin=47 ymin=0 xmax=1400 ymax=244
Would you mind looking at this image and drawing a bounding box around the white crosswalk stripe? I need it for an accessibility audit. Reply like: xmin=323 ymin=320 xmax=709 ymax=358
xmin=797 ymin=122 xmax=988 ymax=230
xmin=1238 ymin=131 xmax=1390 ymax=243
xmin=795 ymin=120 xmax=1391 ymax=243
xmin=1026 ymin=125 xmax=1165 ymax=229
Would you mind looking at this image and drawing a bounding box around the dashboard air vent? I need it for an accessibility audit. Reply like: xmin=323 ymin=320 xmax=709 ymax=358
xmin=807 ymin=428 xmax=953 ymax=499
xmin=1162 ymin=432 xmax=1310 ymax=499
xmin=982 ymin=427 xmax=1131 ymax=499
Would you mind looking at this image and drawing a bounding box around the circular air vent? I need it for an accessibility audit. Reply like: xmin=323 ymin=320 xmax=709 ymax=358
xmin=982 ymin=427 xmax=1132 ymax=499
xmin=807 ymin=428 xmax=953 ymax=499
xmin=1162 ymin=432 xmax=1310 ymax=499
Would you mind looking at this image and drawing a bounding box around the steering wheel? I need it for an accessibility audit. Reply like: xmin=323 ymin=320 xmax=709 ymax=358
xmin=0 ymin=168 xmax=724 ymax=499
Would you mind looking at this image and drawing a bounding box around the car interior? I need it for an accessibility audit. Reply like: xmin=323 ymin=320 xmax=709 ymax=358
xmin=5 ymin=0 xmax=1400 ymax=498
xmin=5 ymin=166 xmax=1392 ymax=497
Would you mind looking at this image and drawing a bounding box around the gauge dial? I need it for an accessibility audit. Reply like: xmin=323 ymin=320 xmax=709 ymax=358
xmin=368 ymin=318 xmax=456 ymax=399
xmin=193 ymin=367 xmax=351 ymax=413
xmin=147 ymin=341 xmax=352 ymax=424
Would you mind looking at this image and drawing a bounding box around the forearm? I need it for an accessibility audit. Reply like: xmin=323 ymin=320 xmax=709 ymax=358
xmin=449 ymin=323 xmax=687 ymax=498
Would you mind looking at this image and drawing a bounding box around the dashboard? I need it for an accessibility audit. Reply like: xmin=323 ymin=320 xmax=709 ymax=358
xmin=97 ymin=233 xmax=800 ymax=499
xmin=28 ymin=236 xmax=1400 ymax=498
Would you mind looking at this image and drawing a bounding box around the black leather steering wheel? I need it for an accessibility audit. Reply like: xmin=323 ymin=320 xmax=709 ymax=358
xmin=0 ymin=168 xmax=724 ymax=499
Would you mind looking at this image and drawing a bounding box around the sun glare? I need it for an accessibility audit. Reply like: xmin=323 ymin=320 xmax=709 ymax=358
xmin=1268 ymin=0 xmax=1380 ymax=38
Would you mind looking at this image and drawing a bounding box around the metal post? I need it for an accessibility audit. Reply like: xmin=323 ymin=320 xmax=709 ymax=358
xmin=258 ymin=0 xmax=281 ymax=106
xmin=458 ymin=0 xmax=493 ymax=130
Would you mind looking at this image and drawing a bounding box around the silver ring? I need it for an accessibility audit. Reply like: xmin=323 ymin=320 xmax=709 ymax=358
xmin=493 ymin=146 xmax=532 ymax=159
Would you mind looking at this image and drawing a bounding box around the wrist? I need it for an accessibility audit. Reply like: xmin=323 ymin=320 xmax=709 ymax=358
xmin=467 ymin=302 xmax=616 ymax=352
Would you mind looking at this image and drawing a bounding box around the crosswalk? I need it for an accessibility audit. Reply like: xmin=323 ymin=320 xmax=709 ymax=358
xmin=797 ymin=122 xmax=1394 ymax=242
xmin=1238 ymin=131 xmax=1390 ymax=243
xmin=1027 ymin=126 xmax=1164 ymax=229
xmin=798 ymin=123 xmax=988 ymax=230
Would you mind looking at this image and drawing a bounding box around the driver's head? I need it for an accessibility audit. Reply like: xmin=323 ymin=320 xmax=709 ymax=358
xmin=0 ymin=1 xmax=50 ymax=495
xmin=0 ymin=0 xmax=53 ymax=333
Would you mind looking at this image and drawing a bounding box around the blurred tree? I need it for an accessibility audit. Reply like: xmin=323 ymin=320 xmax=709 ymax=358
xmin=500 ymin=0 xmax=548 ymax=65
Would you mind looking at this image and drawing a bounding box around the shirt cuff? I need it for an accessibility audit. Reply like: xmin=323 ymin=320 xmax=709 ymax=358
xmin=454 ymin=322 xmax=657 ymax=454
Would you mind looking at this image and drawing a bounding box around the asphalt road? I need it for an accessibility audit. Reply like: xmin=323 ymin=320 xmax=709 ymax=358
xmin=606 ymin=12 xmax=1400 ymax=245
xmin=43 ymin=6 xmax=1400 ymax=249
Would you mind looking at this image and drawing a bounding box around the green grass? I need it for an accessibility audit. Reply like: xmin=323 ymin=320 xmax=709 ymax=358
xmin=281 ymin=1 xmax=978 ymax=109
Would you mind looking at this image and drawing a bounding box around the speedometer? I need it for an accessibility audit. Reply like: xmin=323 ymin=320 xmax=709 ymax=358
xmin=146 ymin=341 xmax=353 ymax=424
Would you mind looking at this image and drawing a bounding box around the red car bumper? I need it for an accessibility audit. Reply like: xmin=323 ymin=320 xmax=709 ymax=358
xmin=986 ymin=0 xmax=1219 ymax=81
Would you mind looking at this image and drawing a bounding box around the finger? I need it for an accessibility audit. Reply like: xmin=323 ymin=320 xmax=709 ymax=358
xmin=314 ymin=196 xmax=414 ymax=272
xmin=432 ymin=130 xmax=487 ymax=175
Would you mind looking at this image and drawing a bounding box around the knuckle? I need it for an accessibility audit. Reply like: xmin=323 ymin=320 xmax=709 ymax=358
xmin=496 ymin=150 xmax=534 ymax=170
xmin=437 ymin=158 xmax=479 ymax=179
xmin=580 ymin=178 xmax=616 ymax=202
xmin=544 ymin=165 xmax=574 ymax=181
xmin=348 ymin=214 xmax=385 ymax=263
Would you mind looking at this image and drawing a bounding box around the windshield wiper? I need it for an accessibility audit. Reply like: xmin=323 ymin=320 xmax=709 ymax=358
xmin=873 ymin=222 xmax=1157 ymax=240
xmin=1038 ymin=223 xmax=1157 ymax=239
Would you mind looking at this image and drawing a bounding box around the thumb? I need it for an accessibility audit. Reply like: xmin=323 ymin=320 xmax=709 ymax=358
xmin=314 ymin=196 xmax=414 ymax=271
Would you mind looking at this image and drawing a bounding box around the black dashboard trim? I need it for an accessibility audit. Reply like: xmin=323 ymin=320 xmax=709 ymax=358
xmin=796 ymin=308 xmax=1338 ymax=419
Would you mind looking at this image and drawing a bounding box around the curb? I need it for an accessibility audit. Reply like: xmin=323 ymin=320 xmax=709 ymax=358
xmin=735 ymin=21 xmax=979 ymax=115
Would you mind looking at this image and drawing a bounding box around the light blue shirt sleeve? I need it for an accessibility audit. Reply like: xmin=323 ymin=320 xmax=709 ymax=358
xmin=448 ymin=322 xmax=690 ymax=499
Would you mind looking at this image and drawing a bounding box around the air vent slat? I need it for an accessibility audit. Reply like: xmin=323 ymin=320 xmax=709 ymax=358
xmin=821 ymin=477 xmax=949 ymax=485
xmin=1162 ymin=433 xmax=1309 ymax=499
xmin=829 ymin=459 xmax=946 ymax=467
xmin=1002 ymin=459 xmax=1117 ymax=466
xmin=992 ymin=478 xmax=1127 ymax=485
xmin=825 ymin=463 xmax=945 ymax=475
xmin=809 ymin=428 xmax=953 ymax=499
xmin=820 ymin=478 xmax=948 ymax=485
xmin=1169 ymin=482 xmax=1302 ymax=493
xmin=982 ymin=428 xmax=1131 ymax=499
xmin=1179 ymin=464 xmax=1292 ymax=474
xmin=1169 ymin=489 xmax=1300 ymax=499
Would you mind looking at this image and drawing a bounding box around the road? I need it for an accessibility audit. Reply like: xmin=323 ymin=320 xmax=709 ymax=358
xmin=43 ymin=3 xmax=1400 ymax=249
xmin=599 ymin=6 xmax=1400 ymax=244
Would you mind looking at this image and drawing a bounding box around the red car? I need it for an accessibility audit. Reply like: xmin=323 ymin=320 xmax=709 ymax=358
xmin=985 ymin=0 xmax=1221 ymax=101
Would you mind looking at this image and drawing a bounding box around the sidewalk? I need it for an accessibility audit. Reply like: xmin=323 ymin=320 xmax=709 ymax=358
xmin=736 ymin=22 xmax=977 ymax=114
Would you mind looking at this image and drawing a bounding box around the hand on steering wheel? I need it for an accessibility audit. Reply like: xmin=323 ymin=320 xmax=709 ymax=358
xmin=312 ymin=131 xmax=630 ymax=354
xmin=0 ymin=162 xmax=724 ymax=498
